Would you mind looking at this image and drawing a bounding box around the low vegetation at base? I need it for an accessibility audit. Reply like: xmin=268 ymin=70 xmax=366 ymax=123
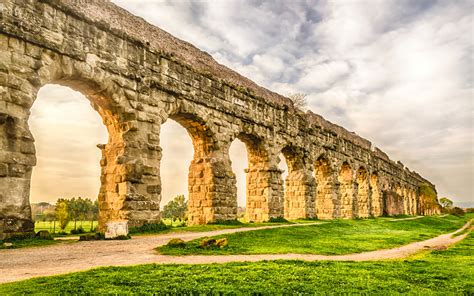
xmin=130 ymin=219 xmax=292 ymax=236
xmin=158 ymin=214 xmax=471 ymax=256
xmin=1 ymin=232 xmax=472 ymax=294
xmin=0 ymin=237 xmax=61 ymax=250
xmin=35 ymin=221 xmax=98 ymax=235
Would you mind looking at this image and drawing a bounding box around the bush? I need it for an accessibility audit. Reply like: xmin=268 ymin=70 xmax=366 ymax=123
xmin=207 ymin=219 xmax=243 ymax=226
xmin=167 ymin=238 xmax=186 ymax=248
xmin=268 ymin=217 xmax=289 ymax=223
xmin=105 ymin=235 xmax=131 ymax=240
xmin=70 ymin=227 xmax=85 ymax=235
xmin=79 ymin=234 xmax=101 ymax=241
xmin=465 ymin=208 xmax=474 ymax=213
xmin=35 ymin=230 xmax=53 ymax=240
xmin=449 ymin=207 xmax=465 ymax=217
xmin=129 ymin=222 xmax=169 ymax=234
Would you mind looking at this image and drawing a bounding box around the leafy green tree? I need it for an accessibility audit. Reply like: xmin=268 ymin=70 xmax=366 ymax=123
xmin=55 ymin=199 xmax=69 ymax=231
xmin=87 ymin=200 xmax=99 ymax=231
xmin=67 ymin=197 xmax=80 ymax=230
xmin=163 ymin=195 xmax=188 ymax=222
xmin=439 ymin=197 xmax=453 ymax=210
xmin=44 ymin=211 xmax=56 ymax=233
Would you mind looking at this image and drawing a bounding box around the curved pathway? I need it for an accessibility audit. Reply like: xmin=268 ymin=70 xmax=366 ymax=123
xmin=0 ymin=221 xmax=471 ymax=284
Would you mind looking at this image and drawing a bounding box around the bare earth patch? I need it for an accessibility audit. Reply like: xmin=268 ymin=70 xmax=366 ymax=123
xmin=0 ymin=221 xmax=471 ymax=284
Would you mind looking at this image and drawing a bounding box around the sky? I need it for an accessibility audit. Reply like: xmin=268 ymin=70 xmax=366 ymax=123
xmin=30 ymin=0 xmax=473 ymax=207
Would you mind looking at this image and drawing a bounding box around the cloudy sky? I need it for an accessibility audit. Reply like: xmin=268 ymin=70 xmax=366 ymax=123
xmin=30 ymin=0 xmax=472 ymax=207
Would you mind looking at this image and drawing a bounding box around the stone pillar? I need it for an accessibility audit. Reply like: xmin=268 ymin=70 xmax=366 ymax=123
xmin=338 ymin=163 xmax=354 ymax=218
xmin=402 ymin=187 xmax=409 ymax=215
xmin=356 ymin=168 xmax=370 ymax=218
xmin=369 ymin=173 xmax=382 ymax=217
xmin=245 ymin=165 xmax=285 ymax=222
xmin=284 ymin=169 xmax=315 ymax=220
xmin=0 ymin=35 xmax=37 ymax=239
xmin=315 ymin=157 xmax=338 ymax=219
xmin=103 ymin=120 xmax=162 ymax=233
xmin=187 ymin=154 xmax=237 ymax=225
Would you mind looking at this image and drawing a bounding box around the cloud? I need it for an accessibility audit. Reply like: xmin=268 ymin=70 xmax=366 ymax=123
xmin=31 ymin=1 xmax=472 ymax=206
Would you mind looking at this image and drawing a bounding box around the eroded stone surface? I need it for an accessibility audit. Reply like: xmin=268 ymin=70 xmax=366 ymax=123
xmin=0 ymin=0 xmax=440 ymax=238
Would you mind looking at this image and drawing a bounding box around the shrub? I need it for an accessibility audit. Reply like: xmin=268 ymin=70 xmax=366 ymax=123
xmin=167 ymin=238 xmax=186 ymax=248
xmin=35 ymin=230 xmax=53 ymax=240
xmin=268 ymin=217 xmax=289 ymax=223
xmin=129 ymin=221 xmax=169 ymax=234
xmin=79 ymin=234 xmax=101 ymax=241
xmin=207 ymin=219 xmax=243 ymax=226
xmin=70 ymin=226 xmax=85 ymax=235
xmin=449 ymin=207 xmax=465 ymax=217
xmin=106 ymin=235 xmax=131 ymax=240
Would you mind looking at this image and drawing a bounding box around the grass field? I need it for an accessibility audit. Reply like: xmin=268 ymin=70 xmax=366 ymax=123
xmin=159 ymin=214 xmax=471 ymax=255
xmin=34 ymin=221 xmax=98 ymax=234
xmin=1 ymin=229 xmax=472 ymax=294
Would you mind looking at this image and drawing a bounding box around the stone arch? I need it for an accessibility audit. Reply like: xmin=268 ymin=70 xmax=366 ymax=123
xmin=314 ymin=156 xmax=338 ymax=219
xmin=228 ymin=133 xmax=278 ymax=222
xmin=281 ymin=146 xmax=315 ymax=220
xmin=370 ymin=172 xmax=382 ymax=216
xmin=355 ymin=166 xmax=370 ymax=218
xmin=160 ymin=110 xmax=235 ymax=225
xmin=338 ymin=161 xmax=354 ymax=218
xmin=0 ymin=48 xmax=163 ymax=238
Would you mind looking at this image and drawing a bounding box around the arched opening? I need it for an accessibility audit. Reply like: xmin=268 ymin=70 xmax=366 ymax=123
xmin=159 ymin=119 xmax=193 ymax=225
xmin=370 ymin=172 xmax=382 ymax=216
xmin=338 ymin=162 xmax=354 ymax=218
xmin=314 ymin=156 xmax=337 ymax=219
xmin=356 ymin=167 xmax=370 ymax=218
xmin=228 ymin=137 xmax=248 ymax=220
xmin=29 ymin=84 xmax=109 ymax=233
xmin=163 ymin=113 xmax=235 ymax=225
xmin=230 ymin=133 xmax=281 ymax=222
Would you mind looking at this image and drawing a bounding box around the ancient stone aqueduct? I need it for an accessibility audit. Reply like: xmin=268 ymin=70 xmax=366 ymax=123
xmin=0 ymin=0 xmax=440 ymax=238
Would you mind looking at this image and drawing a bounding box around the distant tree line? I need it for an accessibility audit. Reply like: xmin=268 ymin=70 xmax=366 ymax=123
xmin=32 ymin=197 xmax=99 ymax=232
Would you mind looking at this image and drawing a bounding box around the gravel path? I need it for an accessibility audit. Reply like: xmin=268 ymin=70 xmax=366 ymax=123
xmin=0 ymin=220 xmax=471 ymax=284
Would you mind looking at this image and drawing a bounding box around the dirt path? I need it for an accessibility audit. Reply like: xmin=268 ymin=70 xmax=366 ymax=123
xmin=0 ymin=220 xmax=471 ymax=284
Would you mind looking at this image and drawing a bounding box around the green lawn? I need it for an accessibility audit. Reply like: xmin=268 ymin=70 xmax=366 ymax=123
xmin=158 ymin=214 xmax=471 ymax=255
xmin=1 ymin=231 xmax=472 ymax=294
xmin=34 ymin=221 xmax=98 ymax=234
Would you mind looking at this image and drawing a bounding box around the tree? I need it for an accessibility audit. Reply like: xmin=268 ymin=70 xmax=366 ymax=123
xmin=55 ymin=199 xmax=69 ymax=231
xmin=439 ymin=197 xmax=453 ymax=209
xmin=67 ymin=197 xmax=79 ymax=230
xmin=288 ymin=93 xmax=308 ymax=110
xmin=44 ymin=211 xmax=56 ymax=233
xmin=87 ymin=200 xmax=99 ymax=231
xmin=162 ymin=195 xmax=188 ymax=222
